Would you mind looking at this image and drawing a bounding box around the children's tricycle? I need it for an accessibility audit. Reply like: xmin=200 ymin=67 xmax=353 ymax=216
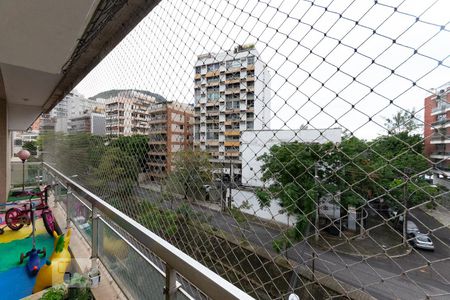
xmin=3 ymin=185 xmax=56 ymax=236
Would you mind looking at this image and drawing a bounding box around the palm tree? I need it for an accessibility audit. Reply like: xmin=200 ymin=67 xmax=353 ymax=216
xmin=384 ymin=109 xmax=422 ymax=134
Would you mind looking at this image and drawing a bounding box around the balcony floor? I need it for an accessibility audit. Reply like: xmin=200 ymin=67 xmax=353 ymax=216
xmin=0 ymin=215 xmax=54 ymax=300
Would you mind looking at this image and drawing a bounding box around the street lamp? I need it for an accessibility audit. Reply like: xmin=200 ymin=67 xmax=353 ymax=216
xmin=17 ymin=149 xmax=31 ymax=192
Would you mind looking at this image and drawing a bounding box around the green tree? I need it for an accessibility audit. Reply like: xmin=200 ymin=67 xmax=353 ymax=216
xmin=384 ymin=108 xmax=422 ymax=134
xmin=90 ymin=147 xmax=138 ymax=201
xmin=164 ymin=150 xmax=213 ymax=202
xmin=109 ymin=135 xmax=149 ymax=174
xmin=256 ymin=132 xmax=434 ymax=237
xmin=138 ymin=204 xmax=178 ymax=238
xmin=256 ymin=142 xmax=336 ymax=234
xmin=22 ymin=141 xmax=37 ymax=155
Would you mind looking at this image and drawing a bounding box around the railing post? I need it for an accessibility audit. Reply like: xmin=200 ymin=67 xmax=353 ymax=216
xmin=92 ymin=210 xmax=100 ymax=260
xmin=90 ymin=211 xmax=101 ymax=287
xmin=164 ymin=264 xmax=177 ymax=300
xmin=65 ymin=186 xmax=71 ymax=229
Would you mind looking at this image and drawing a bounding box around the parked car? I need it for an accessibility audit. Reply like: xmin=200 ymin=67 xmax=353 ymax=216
xmin=409 ymin=233 xmax=435 ymax=251
xmin=406 ymin=220 xmax=420 ymax=236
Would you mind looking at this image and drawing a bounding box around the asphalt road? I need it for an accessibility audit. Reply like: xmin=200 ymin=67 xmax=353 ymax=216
xmin=136 ymin=187 xmax=450 ymax=299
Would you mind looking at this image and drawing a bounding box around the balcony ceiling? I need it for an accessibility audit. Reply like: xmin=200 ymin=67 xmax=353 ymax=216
xmin=0 ymin=0 xmax=161 ymax=131
xmin=0 ymin=0 xmax=100 ymax=130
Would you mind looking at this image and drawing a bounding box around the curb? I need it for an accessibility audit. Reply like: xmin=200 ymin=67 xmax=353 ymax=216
xmin=325 ymin=245 xmax=412 ymax=260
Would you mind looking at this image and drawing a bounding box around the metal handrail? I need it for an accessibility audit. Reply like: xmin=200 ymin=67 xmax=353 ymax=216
xmin=43 ymin=162 xmax=253 ymax=300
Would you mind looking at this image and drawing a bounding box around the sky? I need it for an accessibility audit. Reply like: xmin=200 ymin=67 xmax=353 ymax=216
xmin=75 ymin=0 xmax=450 ymax=140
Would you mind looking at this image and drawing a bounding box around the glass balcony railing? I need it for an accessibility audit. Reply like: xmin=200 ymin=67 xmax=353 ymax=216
xmin=430 ymin=151 xmax=450 ymax=156
xmin=42 ymin=163 xmax=251 ymax=300
xmin=10 ymin=161 xmax=43 ymax=189
xmin=431 ymin=103 xmax=449 ymax=114
xmin=431 ymin=134 xmax=450 ymax=141
xmin=431 ymin=119 xmax=449 ymax=127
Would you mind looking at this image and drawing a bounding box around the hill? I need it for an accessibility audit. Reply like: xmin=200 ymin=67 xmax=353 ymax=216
xmin=90 ymin=89 xmax=166 ymax=102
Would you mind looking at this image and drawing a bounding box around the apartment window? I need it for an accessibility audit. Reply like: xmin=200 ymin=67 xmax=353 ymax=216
xmin=207 ymin=93 xmax=220 ymax=100
xmin=247 ymin=56 xmax=255 ymax=65
xmin=226 ymin=59 xmax=240 ymax=69
xmin=195 ymin=66 xmax=201 ymax=73
xmin=207 ymin=63 xmax=219 ymax=71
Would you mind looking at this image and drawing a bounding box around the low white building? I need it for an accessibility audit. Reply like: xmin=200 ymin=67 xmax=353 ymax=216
xmin=241 ymin=129 xmax=342 ymax=187
xmin=232 ymin=128 xmax=342 ymax=226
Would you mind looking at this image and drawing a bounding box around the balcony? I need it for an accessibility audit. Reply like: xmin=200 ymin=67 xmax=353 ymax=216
xmin=4 ymin=163 xmax=252 ymax=300
xmin=430 ymin=134 xmax=450 ymax=144
xmin=224 ymin=141 xmax=240 ymax=147
xmin=224 ymin=130 xmax=240 ymax=136
xmin=431 ymin=103 xmax=450 ymax=116
xmin=431 ymin=119 xmax=450 ymax=128
xmin=430 ymin=151 xmax=450 ymax=159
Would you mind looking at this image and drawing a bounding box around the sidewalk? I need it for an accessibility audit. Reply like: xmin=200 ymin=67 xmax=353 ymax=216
xmin=312 ymin=223 xmax=411 ymax=258
xmin=422 ymin=205 xmax=450 ymax=228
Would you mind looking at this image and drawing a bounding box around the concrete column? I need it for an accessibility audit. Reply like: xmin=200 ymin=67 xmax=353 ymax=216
xmin=0 ymin=99 xmax=9 ymax=204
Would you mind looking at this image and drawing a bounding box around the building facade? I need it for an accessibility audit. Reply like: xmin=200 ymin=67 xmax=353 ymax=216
xmin=148 ymin=102 xmax=193 ymax=182
xmin=69 ymin=112 xmax=106 ymax=135
xmin=148 ymin=102 xmax=194 ymax=182
xmin=193 ymin=45 xmax=271 ymax=182
xmin=105 ymin=91 xmax=160 ymax=136
xmin=38 ymin=91 xmax=103 ymax=133
xmin=424 ymin=82 xmax=450 ymax=181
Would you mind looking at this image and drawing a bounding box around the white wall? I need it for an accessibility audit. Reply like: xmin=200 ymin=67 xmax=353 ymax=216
xmin=241 ymin=128 xmax=342 ymax=187
xmin=232 ymin=189 xmax=297 ymax=226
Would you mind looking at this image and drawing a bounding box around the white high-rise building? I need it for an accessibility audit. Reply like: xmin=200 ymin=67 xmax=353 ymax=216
xmin=47 ymin=90 xmax=103 ymax=133
xmin=193 ymin=45 xmax=271 ymax=182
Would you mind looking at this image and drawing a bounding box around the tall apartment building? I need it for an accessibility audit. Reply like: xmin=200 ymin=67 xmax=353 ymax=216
xmin=105 ymin=90 xmax=162 ymax=136
xmin=38 ymin=91 xmax=103 ymax=133
xmin=193 ymin=45 xmax=271 ymax=182
xmin=148 ymin=101 xmax=193 ymax=182
xmin=424 ymin=82 xmax=450 ymax=183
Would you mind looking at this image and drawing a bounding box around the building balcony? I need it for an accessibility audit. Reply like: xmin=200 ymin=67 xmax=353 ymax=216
xmin=224 ymin=141 xmax=240 ymax=147
xmin=206 ymin=110 xmax=220 ymax=115
xmin=23 ymin=163 xmax=251 ymax=300
xmin=225 ymin=67 xmax=241 ymax=74
xmin=430 ymin=151 xmax=450 ymax=159
xmin=431 ymin=119 xmax=450 ymax=128
xmin=206 ymin=140 xmax=220 ymax=146
xmin=224 ymin=151 xmax=240 ymax=156
xmin=225 ymin=78 xmax=240 ymax=84
xmin=224 ymin=130 xmax=240 ymax=136
xmin=431 ymin=103 xmax=450 ymax=116
xmin=205 ymin=70 xmax=219 ymax=77
xmin=430 ymin=134 xmax=450 ymax=144
xmin=206 ymin=81 xmax=219 ymax=86
xmin=225 ymin=88 xmax=240 ymax=94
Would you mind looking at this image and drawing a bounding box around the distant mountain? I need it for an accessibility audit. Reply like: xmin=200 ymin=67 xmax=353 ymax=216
xmin=90 ymin=89 xmax=166 ymax=103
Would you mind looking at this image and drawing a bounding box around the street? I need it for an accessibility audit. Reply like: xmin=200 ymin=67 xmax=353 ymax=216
xmin=137 ymin=187 xmax=450 ymax=299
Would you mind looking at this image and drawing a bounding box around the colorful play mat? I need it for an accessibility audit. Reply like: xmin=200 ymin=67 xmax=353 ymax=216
xmin=0 ymin=205 xmax=54 ymax=300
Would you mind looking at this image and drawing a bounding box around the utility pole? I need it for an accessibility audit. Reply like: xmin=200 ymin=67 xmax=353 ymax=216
xmin=228 ymin=160 xmax=233 ymax=209
xmin=403 ymin=176 xmax=408 ymax=245
xmin=220 ymin=167 xmax=225 ymax=211
xmin=315 ymin=162 xmax=320 ymax=242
